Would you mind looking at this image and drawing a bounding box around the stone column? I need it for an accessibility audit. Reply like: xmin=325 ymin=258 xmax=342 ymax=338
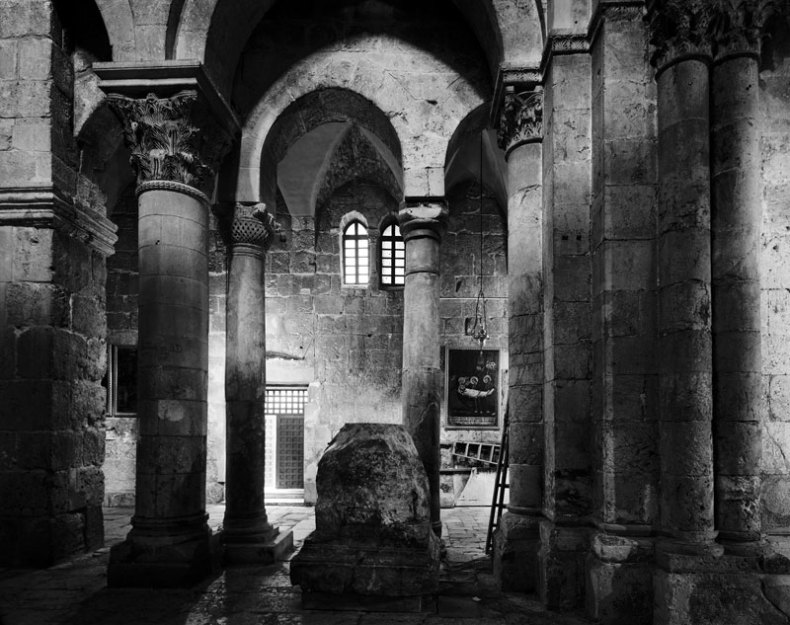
xmin=647 ymin=2 xmax=720 ymax=556
xmin=105 ymin=91 xmax=233 ymax=587
xmin=398 ymin=200 xmax=448 ymax=537
xmin=493 ymin=86 xmax=544 ymax=592
xmin=221 ymin=202 xmax=293 ymax=563
xmin=710 ymin=0 xmax=770 ymax=552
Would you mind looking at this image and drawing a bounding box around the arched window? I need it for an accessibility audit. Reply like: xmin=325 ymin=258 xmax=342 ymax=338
xmin=380 ymin=223 xmax=405 ymax=287
xmin=343 ymin=221 xmax=369 ymax=285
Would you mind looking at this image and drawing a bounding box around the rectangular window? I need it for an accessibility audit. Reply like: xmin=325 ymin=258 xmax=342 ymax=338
xmin=107 ymin=345 xmax=137 ymax=416
xmin=264 ymin=386 xmax=308 ymax=490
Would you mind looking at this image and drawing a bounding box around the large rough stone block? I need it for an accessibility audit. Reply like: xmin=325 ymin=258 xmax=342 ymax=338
xmin=290 ymin=423 xmax=440 ymax=598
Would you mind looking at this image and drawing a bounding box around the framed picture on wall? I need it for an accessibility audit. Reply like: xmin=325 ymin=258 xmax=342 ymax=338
xmin=446 ymin=348 xmax=500 ymax=428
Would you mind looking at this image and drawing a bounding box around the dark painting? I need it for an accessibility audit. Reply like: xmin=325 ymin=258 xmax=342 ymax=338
xmin=447 ymin=348 xmax=499 ymax=427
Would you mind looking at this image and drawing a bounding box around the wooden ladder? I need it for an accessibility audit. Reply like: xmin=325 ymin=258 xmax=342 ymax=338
xmin=485 ymin=409 xmax=509 ymax=555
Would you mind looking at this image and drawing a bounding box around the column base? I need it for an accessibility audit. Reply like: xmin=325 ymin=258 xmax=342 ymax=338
xmin=654 ymin=547 xmax=789 ymax=625
xmin=222 ymin=528 xmax=294 ymax=564
xmin=539 ymin=519 xmax=588 ymax=610
xmin=108 ymin=528 xmax=215 ymax=588
xmin=492 ymin=510 xmax=540 ymax=592
xmin=585 ymin=531 xmax=655 ymax=625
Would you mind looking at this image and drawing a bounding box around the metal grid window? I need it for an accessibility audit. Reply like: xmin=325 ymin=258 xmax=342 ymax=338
xmin=343 ymin=221 xmax=369 ymax=286
xmin=264 ymin=386 xmax=308 ymax=490
xmin=264 ymin=386 xmax=308 ymax=415
xmin=380 ymin=223 xmax=405 ymax=287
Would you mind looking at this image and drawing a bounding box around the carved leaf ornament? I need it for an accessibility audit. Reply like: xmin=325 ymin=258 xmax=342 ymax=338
xmin=647 ymin=0 xmax=779 ymax=66
xmin=108 ymin=91 xmax=211 ymax=187
xmin=497 ymin=90 xmax=543 ymax=154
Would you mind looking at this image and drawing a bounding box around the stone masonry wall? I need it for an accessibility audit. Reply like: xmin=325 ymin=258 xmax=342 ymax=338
xmin=760 ymin=60 xmax=790 ymax=533
xmin=0 ymin=1 xmax=108 ymax=565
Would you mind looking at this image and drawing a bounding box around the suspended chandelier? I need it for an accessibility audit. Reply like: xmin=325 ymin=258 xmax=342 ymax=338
xmin=470 ymin=130 xmax=488 ymax=354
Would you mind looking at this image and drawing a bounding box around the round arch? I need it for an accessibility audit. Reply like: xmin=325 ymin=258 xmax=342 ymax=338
xmin=94 ymin=0 xmax=137 ymax=61
xmin=445 ymin=104 xmax=508 ymax=212
xmin=173 ymin=0 xmax=545 ymax=97
xmin=237 ymin=47 xmax=483 ymax=201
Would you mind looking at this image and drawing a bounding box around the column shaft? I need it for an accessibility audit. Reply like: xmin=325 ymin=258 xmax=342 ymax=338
xmin=711 ymin=54 xmax=763 ymax=546
xmin=135 ymin=185 xmax=209 ymax=533
xmin=506 ymin=141 xmax=544 ymax=518
xmin=109 ymin=183 xmax=213 ymax=586
xmin=492 ymin=87 xmax=544 ymax=593
xmin=223 ymin=246 xmax=271 ymax=539
xmin=400 ymin=207 xmax=445 ymax=537
xmin=657 ymin=59 xmax=716 ymax=548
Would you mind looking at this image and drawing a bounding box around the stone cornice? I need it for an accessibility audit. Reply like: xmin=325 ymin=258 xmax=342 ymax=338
xmin=0 ymin=186 xmax=118 ymax=256
xmin=497 ymin=89 xmax=543 ymax=157
xmin=589 ymin=1 xmax=647 ymax=48
xmin=490 ymin=66 xmax=542 ymax=127
xmin=93 ymin=61 xmax=240 ymax=136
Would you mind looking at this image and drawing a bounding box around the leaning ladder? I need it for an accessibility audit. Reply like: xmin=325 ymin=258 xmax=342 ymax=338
xmin=485 ymin=409 xmax=509 ymax=555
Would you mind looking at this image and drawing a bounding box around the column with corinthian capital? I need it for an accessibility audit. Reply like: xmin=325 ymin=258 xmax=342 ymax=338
xmin=710 ymin=0 xmax=774 ymax=552
xmin=647 ymin=0 xmax=720 ymax=558
xmin=492 ymin=85 xmax=544 ymax=593
xmin=398 ymin=200 xmax=448 ymax=538
xmin=102 ymin=87 xmax=236 ymax=587
xmin=220 ymin=202 xmax=293 ymax=563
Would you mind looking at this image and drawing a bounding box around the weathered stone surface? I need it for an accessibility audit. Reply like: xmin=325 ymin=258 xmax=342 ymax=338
xmin=291 ymin=423 xmax=439 ymax=597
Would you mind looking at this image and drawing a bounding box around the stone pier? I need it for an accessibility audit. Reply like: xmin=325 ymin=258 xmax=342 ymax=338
xmin=586 ymin=7 xmax=659 ymax=623
xmin=398 ymin=200 xmax=448 ymax=537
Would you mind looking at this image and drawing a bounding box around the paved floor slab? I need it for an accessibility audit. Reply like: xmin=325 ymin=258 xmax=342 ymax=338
xmin=0 ymin=506 xmax=592 ymax=625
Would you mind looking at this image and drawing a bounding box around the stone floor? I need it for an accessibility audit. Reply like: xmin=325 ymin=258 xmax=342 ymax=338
xmin=0 ymin=506 xmax=591 ymax=625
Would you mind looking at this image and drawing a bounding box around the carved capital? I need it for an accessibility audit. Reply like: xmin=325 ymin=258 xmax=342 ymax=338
xmin=108 ymin=90 xmax=233 ymax=194
xmin=398 ymin=198 xmax=448 ymax=242
xmin=230 ymin=202 xmax=276 ymax=251
xmin=497 ymin=89 xmax=543 ymax=156
xmin=709 ymin=0 xmax=778 ymax=60
xmin=646 ymin=0 xmax=715 ymax=70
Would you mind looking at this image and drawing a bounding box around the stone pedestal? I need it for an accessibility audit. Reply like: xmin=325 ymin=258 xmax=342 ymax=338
xmin=108 ymin=181 xmax=213 ymax=587
xmin=397 ymin=202 xmax=448 ymax=537
xmin=585 ymin=531 xmax=654 ymax=625
xmin=220 ymin=202 xmax=292 ymax=563
xmin=290 ymin=423 xmax=440 ymax=608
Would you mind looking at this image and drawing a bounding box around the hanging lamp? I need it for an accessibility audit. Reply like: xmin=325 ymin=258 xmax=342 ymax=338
xmin=470 ymin=130 xmax=488 ymax=357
